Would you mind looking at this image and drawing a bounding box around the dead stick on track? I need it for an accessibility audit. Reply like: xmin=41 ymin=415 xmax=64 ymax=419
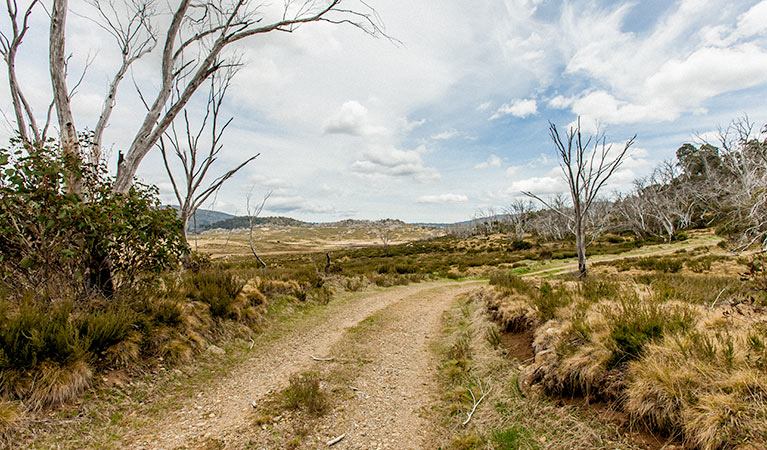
xmin=311 ymin=355 xmax=334 ymax=361
xmin=327 ymin=433 xmax=345 ymax=446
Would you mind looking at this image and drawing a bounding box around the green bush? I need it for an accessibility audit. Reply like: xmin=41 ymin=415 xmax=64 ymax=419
xmin=0 ymin=296 xmax=86 ymax=371
xmin=491 ymin=426 xmax=540 ymax=450
xmin=283 ymin=372 xmax=327 ymax=416
xmin=185 ymin=270 xmax=245 ymax=318
xmin=509 ymin=240 xmax=533 ymax=251
xmin=489 ymin=271 xmax=532 ymax=295
xmin=0 ymin=140 xmax=187 ymax=298
xmin=79 ymin=303 xmax=135 ymax=355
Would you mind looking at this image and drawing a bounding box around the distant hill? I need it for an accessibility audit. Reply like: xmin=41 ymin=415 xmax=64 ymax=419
xmin=168 ymin=207 xmax=235 ymax=231
xmin=317 ymin=218 xmax=407 ymax=228
xmin=196 ymin=215 xmax=312 ymax=232
xmin=180 ymin=209 xmax=455 ymax=233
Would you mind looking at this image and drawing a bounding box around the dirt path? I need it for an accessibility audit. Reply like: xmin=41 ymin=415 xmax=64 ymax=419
xmin=124 ymin=280 xmax=481 ymax=449
xmin=303 ymin=282 xmax=480 ymax=449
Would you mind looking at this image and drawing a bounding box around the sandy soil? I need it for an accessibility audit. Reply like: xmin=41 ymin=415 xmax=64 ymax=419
xmin=123 ymin=281 xmax=482 ymax=449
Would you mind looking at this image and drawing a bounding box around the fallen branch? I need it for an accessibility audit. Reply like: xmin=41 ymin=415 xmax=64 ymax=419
xmin=311 ymin=355 xmax=335 ymax=362
xmin=327 ymin=433 xmax=345 ymax=446
xmin=710 ymin=287 xmax=727 ymax=309
xmin=462 ymin=378 xmax=490 ymax=426
xmin=249 ymin=337 xmax=255 ymax=350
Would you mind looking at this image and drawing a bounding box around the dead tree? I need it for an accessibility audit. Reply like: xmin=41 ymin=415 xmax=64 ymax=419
xmin=247 ymin=189 xmax=271 ymax=275
xmin=0 ymin=0 xmax=50 ymax=145
xmin=1 ymin=0 xmax=386 ymax=192
xmin=524 ymin=118 xmax=634 ymax=279
xmin=374 ymin=220 xmax=394 ymax=249
xmin=717 ymin=117 xmax=767 ymax=249
xmin=158 ymin=68 xmax=258 ymax=240
xmin=504 ymin=199 xmax=534 ymax=240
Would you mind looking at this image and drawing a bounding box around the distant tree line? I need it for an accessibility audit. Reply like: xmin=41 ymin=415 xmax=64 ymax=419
xmin=450 ymin=117 xmax=767 ymax=251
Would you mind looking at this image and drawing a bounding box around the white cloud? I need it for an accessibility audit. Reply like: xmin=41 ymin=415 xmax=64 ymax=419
xmin=266 ymin=195 xmax=339 ymax=215
xmin=489 ymin=98 xmax=538 ymax=120
xmin=508 ymin=175 xmax=567 ymax=196
xmin=693 ymin=130 xmax=722 ymax=144
xmin=401 ymin=117 xmax=427 ymax=132
xmin=475 ymin=154 xmax=502 ymax=169
xmin=555 ymin=2 xmax=767 ymax=128
xmin=351 ymin=144 xmax=440 ymax=181
xmin=416 ymin=193 xmax=468 ymax=203
xmin=736 ymin=1 xmax=767 ymax=37
xmin=431 ymin=129 xmax=460 ymax=140
xmin=547 ymin=95 xmax=574 ymax=109
xmin=476 ymin=101 xmax=492 ymax=111
xmin=646 ymin=44 xmax=767 ymax=109
xmin=505 ymin=165 xmax=521 ymax=176
xmin=323 ymin=100 xmax=388 ymax=136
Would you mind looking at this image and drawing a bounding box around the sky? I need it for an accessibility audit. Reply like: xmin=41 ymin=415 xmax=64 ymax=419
xmin=3 ymin=0 xmax=767 ymax=223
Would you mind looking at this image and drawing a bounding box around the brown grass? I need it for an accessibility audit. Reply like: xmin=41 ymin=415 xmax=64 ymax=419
xmin=30 ymin=360 xmax=93 ymax=408
xmin=486 ymin=260 xmax=767 ymax=449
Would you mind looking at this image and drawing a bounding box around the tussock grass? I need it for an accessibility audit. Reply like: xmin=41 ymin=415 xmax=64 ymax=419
xmin=486 ymin=261 xmax=767 ymax=449
xmin=0 ymin=262 xmax=278 ymax=438
xmin=433 ymin=290 xmax=646 ymax=449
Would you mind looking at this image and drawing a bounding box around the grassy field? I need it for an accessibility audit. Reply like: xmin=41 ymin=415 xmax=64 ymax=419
xmin=189 ymin=223 xmax=444 ymax=257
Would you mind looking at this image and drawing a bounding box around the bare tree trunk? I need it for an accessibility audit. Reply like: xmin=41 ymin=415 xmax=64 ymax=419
xmin=575 ymin=218 xmax=587 ymax=279
xmin=50 ymin=0 xmax=81 ymax=193
xmin=247 ymin=190 xmax=271 ymax=276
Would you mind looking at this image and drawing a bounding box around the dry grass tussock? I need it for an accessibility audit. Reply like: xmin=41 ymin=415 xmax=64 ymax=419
xmin=486 ymin=267 xmax=767 ymax=449
xmin=435 ymin=290 xmax=646 ymax=449
xmin=0 ymin=266 xmax=278 ymax=441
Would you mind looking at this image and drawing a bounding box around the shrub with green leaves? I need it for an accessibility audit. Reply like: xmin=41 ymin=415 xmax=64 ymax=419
xmin=0 ymin=139 xmax=187 ymax=298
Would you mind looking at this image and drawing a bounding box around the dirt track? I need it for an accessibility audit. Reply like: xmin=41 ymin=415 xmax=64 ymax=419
xmin=124 ymin=280 xmax=483 ymax=449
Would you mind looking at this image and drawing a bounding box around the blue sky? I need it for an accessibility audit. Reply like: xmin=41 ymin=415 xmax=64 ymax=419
xmin=3 ymin=0 xmax=767 ymax=222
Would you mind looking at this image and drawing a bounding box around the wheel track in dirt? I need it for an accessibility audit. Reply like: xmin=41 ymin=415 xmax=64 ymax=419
xmin=125 ymin=280 xmax=483 ymax=449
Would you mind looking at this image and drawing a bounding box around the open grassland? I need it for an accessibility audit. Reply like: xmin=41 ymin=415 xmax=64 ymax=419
xmin=214 ymin=226 xmax=700 ymax=287
xmin=189 ymin=223 xmax=444 ymax=257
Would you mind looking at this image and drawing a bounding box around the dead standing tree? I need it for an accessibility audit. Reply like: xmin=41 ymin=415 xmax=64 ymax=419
xmin=158 ymin=68 xmax=258 ymax=241
xmin=1 ymin=0 xmax=385 ymax=192
xmin=524 ymin=119 xmax=634 ymax=279
xmin=247 ymin=189 xmax=271 ymax=275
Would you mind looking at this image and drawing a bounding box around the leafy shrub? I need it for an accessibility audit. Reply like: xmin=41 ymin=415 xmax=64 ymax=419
xmin=0 ymin=140 xmax=186 ymax=297
xmin=745 ymin=252 xmax=767 ymax=298
xmin=79 ymin=303 xmax=135 ymax=355
xmin=0 ymin=297 xmax=86 ymax=371
xmin=491 ymin=426 xmax=539 ymax=450
xmin=489 ymin=271 xmax=532 ymax=296
xmin=605 ymin=298 xmax=694 ymax=368
xmin=530 ymin=282 xmax=570 ymax=322
xmin=685 ymin=257 xmax=711 ymax=273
